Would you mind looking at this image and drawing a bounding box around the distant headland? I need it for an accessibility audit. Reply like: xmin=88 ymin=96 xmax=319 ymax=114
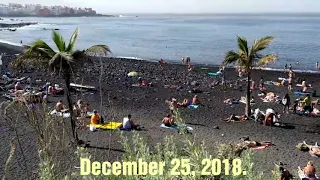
xmin=0 ymin=3 xmax=114 ymax=17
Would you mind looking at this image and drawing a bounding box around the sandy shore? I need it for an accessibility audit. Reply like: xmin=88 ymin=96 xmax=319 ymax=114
xmin=0 ymin=43 xmax=320 ymax=179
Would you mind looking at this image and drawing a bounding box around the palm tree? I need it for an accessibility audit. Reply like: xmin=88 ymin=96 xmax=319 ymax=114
xmin=11 ymin=28 xmax=111 ymax=143
xmin=223 ymin=36 xmax=277 ymax=116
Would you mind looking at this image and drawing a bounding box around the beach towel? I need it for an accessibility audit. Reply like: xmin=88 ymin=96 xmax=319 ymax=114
xmin=294 ymin=91 xmax=311 ymax=95
xmin=49 ymin=110 xmax=70 ymax=118
xmin=127 ymin=71 xmax=138 ymax=77
xmin=264 ymin=81 xmax=278 ymax=86
xmin=297 ymin=84 xmax=312 ymax=88
xmin=188 ymin=105 xmax=199 ymax=109
xmin=208 ymin=72 xmax=221 ymax=76
xmin=201 ymin=67 xmax=209 ymax=70
xmin=278 ymin=77 xmax=288 ymax=81
xmin=298 ymin=168 xmax=319 ymax=180
xmin=87 ymin=122 xmax=122 ymax=130
xmin=160 ymin=124 xmax=193 ymax=131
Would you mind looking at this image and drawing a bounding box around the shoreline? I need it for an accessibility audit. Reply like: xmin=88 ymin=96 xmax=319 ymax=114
xmin=1 ymin=40 xmax=320 ymax=74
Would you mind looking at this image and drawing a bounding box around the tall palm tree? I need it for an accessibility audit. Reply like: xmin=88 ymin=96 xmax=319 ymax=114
xmin=223 ymin=36 xmax=277 ymax=116
xmin=11 ymin=28 xmax=111 ymax=143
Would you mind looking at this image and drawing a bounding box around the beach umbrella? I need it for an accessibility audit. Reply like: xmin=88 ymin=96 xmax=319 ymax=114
xmin=127 ymin=71 xmax=139 ymax=77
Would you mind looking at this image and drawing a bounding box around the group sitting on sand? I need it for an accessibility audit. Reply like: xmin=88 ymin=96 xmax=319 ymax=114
xmin=168 ymin=95 xmax=200 ymax=112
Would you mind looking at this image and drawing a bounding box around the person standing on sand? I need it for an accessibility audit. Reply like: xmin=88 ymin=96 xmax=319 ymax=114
xmin=284 ymin=64 xmax=287 ymax=73
xmin=289 ymin=64 xmax=292 ymax=70
xmin=182 ymin=57 xmax=185 ymax=64
xmin=186 ymin=56 xmax=191 ymax=65
xmin=316 ymin=62 xmax=319 ymax=70
xmin=282 ymin=93 xmax=290 ymax=114
xmin=288 ymin=70 xmax=294 ymax=91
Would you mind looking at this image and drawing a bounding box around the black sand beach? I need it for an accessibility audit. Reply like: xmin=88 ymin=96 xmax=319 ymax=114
xmin=0 ymin=45 xmax=319 ymax=179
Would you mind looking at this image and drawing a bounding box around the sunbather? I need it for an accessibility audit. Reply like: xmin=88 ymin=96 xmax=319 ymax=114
xmin=169 ymin=98 xmax=178 ymax=113
xmin=192 ymin=95 xmax=200 ymax=105
xmin=178 ymin=99 xmax=189 ymax=108
xmin=123 ymin=114 xmax=140 ymax=130
xmin=303 ymin=141 xmax=320 ymax=157
xmin=302 ymin=94 xmax=312 ymax=112
xmin=224 ymin=114 xmax=247 ymax=122
xmin=91 ymin=110 xmax=101 ymax=125
xmin=162 ymin=114 xmax=176 ymax=127
xmin=302 ymin=80 xmax=308 ymax=92
xmin=300 ymin=161 xmax=316 ymax=179
xmin=237 ymin=137 xmax=272 ymax=149
xmin=56 ymin=100 xmax=67 ymax=112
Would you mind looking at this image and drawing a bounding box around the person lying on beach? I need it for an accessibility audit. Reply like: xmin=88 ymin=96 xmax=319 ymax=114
xmin=224 ymin=98 xmax=239 ymax=105
xmin=123 ymin=114 xmax=140 ymax=130
xmin=192 ymin=95 xmax=200 ymax=105
xmin=56 ymin=100 xmax=67 ymax=112
xmin=302 ymin=80 xmax=308 ymax=92
xmin=177 ymin=99 xmax=189 ymax=108
xmin=264 ymin=110 xmax=280 ymax=126
xmin=303 ymin=141 xmax=320 ymax=157
xmin=299 ymin=161 xmax=316 ymax=179
xmin=224 ymin=114 xmax=247 ymax=122
xmin=162 ymin=114 xmax=176 ymax=127
xmin=237 ymin=137 xmax=272 ymax=149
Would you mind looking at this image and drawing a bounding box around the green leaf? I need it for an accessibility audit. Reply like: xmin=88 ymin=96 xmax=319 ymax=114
xmin=52 ymin=30 xmax=66 ymax=52
xmin=66 ymin=28 xmax=79 ymax=52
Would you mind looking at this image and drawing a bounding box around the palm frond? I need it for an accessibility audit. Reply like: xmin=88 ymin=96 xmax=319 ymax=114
xmin=85 ymin=45 xmax=111 ymax=57
xmin=237 ymin=36 xmax=249 ymax=57
xmin=49 ymin=52 xmax=73 ymax=72
xmin=66 ymin=28 xmax=79 ymax=52
xmin=257 ymin=54 xmax=277 ymax=67
xmin=223 ymin=50 xmax=240 ymax=65
xmin=52 ymin=30 xmax=66 ymax=52
xmin=26 ymin=40 xmax=55 ymax=56
xmin=251 ymin=36 xmax=274 ymax=53
xmin=11 ymin=54 xmax=50 ymax=69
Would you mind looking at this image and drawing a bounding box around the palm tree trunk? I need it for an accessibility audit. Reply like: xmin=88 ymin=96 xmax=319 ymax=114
xmin=64 ymin=74 xmax=78 ymax=142
xmin=246 ymin=72 xmax=251 ymax=116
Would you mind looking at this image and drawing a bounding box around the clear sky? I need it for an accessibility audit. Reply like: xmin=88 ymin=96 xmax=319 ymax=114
xmin=0 ymin=0 xmax=319 ymax=14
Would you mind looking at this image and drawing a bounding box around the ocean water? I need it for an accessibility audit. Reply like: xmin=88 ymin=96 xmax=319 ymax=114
xmin=1 ymin=14 xmax=320 ymax=71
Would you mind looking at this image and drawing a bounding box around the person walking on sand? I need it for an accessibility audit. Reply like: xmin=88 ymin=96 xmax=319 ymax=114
xmin=317 ymin=62 xmax=319 ymax=70
xmin=182 ymin=57 xmax=185 ymax=64
xmin=289 ymin=64 xmax=292 ymax=70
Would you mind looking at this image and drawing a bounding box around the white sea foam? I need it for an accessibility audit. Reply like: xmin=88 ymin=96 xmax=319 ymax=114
xmin=115 ymin=56 xmax=145 ymax=60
